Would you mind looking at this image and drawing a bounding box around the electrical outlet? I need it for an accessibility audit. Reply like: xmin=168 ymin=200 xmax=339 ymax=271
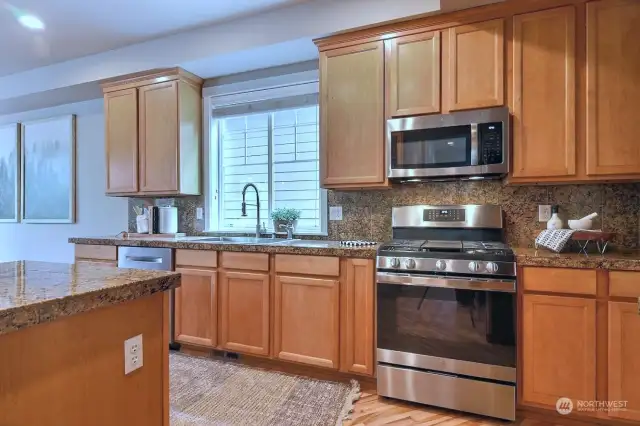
xmin=124 ymin=334 xmax=143 ymax=375
xmin=196 ymin=207 xmax=204 ymax=220
xmin=329 ymin=206 xmax=343 ymax=221
xmin=538 ymin=205 xmax=552 ymax=222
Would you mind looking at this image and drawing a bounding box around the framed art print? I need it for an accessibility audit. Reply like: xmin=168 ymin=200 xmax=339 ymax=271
xmin=0 ymin=123 xmax=20 ymax=223
xmin=21 ymin=115 xmax=76 ymax=223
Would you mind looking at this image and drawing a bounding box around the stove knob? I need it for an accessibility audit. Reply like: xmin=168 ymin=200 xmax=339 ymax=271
xmin=404 ymin=259 xmax=417 ymax=269
xmin=486 ymin=262 xmax=499 ymax=274
xmin=468 ymin=261 xmax=481 ymax=273
xmin=390 ymin=258 xmax=400 ymax=268
xmin=435 ymin=260 xmax=447 ymax=271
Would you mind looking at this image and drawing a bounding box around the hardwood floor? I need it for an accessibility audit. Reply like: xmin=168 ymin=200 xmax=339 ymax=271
xmin=346 ymin=390 xmax=563 ymax=426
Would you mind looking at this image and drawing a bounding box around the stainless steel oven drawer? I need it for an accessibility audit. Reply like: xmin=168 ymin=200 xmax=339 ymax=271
xmin=377 ymin=364 xmax=515 ymax=421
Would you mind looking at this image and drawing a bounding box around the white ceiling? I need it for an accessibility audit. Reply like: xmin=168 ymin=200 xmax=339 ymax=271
xmin=0 ymin=0 xmax=307 ymax=77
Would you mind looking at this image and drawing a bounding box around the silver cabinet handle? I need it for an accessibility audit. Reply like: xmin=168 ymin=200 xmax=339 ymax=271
xmin=125 ymin=256 xmax=163 ymax=263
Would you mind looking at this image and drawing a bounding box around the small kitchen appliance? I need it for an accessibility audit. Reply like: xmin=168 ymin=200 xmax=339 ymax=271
xmin=376 ymin=204 xmax=516 ymax=420
xmin=158 ymin=207 xmax=179 ymax=234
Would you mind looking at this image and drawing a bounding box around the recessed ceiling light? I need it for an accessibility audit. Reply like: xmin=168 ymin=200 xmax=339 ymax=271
xmin=18 ymin=14 xmax=45 ymax=31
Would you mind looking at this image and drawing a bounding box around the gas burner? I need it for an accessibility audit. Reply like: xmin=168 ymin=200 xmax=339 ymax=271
xmin=383 ymin=246 xmax=420 ymax=252
xmin=340 ymin=240 xmax=377 ymax=247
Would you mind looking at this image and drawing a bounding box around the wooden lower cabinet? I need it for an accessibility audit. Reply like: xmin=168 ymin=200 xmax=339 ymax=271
xmin=340 ymin=259 xmax=375 ymax=375
xmin=608 ymin=301 xmax=640 ymax=421
xmin=274 ymin=275 xmax=340 ymax=369
xmin=219 ymin=271 xmax=270 ymax=356
xmin=174 ymin=268 xmax=217 ymax=348
xmin=522 ymin=294 xmax=596 ymax=408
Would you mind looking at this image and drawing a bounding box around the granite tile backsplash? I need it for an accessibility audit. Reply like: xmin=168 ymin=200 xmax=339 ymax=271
xmin=128 ymin=182 xmax=640 ymax=249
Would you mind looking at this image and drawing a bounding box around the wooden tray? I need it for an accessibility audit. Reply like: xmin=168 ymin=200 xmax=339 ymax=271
xmin=569 ymin=230 xmax=614 ymax=241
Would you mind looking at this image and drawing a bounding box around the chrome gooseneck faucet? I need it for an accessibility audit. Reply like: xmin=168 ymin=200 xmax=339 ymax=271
xmin=241 ymin=183 xmax=261 ymax=238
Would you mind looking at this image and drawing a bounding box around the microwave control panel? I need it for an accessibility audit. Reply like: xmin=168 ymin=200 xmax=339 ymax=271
xmin=478 ymin=122 xmax=503 ymax=165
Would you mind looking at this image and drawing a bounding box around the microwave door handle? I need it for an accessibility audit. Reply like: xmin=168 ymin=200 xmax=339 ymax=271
xmin=470 ymin=123 xmax=479 ymax=166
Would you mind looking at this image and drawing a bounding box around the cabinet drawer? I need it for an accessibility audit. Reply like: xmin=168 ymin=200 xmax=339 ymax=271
xmin=74 ymin=244 xmax=117 ymax=261
xmin=221 ymin=252 xmax=269 ymax=271
xmin=609 ymin=271 xmax=640 ymax=298
xmin=175 ymin=249 xmax=217 ymax=269
xmin=522 ymin=267 xmax=596 ymax=295
xmin=275 ymin=255 xmax=339 ymax=277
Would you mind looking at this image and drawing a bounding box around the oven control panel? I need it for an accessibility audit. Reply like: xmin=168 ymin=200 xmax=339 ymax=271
xmin=376 ymin=256 xmax=516 ymax=277
xmin=423 ymin=209 xmax=465 ymax=222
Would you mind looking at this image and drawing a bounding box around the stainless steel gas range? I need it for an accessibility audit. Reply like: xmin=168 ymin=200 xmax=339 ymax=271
xmin=376 ymin=205 xmax=516 ymax=421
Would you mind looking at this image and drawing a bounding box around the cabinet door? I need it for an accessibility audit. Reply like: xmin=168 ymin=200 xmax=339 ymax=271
xmin=522 ymin=294 xmax=596 ymax=407
xmin=445 ymin=19 xmax=504 ymax=111
xmin=512 ymin=7 xmax=576 ymax=179
xmin=219 ymin=271 xmax=270 ymax=356
xmin=586 ymin=0 xmax=640 ymax=176
xmin=274 ymin=275 xmax=340 ymax=368
xmin=138 ymin=81 xmax=179 ymax=193
xmin=104 ymin=89 xmax=138 ymax=194
xmin=386 ymin=31 xmax=441 ymax=117
xmin=320 ymin=41 xmax=385 ymax=187
xmin=608 ymin=301 xmax=640 ymax=421
xmin=174 ymin=268 xmax=217 ymax=348
xmin=340 ymin=259 xmax=375 ymax=376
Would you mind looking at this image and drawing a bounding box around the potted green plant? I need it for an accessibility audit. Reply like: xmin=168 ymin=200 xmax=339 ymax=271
xmin=271 ymin=207 xmax=301 ymax=234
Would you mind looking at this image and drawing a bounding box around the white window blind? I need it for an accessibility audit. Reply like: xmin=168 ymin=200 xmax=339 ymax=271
xmin=214 ymin=105 xmax=324 ymax=233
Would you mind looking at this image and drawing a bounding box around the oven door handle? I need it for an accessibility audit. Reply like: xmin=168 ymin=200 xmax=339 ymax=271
xmin=376 ymin=272 xmax=516 ymax=293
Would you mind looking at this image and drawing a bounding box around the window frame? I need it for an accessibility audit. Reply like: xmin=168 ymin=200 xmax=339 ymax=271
xmin=203 ymin=70 xmax=326 ymax=235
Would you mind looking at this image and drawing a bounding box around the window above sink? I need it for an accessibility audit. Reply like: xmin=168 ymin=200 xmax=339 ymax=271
xmin=203 ymin=70 xmax=327 ymax=237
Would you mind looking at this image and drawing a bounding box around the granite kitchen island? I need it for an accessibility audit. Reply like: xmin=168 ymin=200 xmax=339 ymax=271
xmin=0 ymin=261 xmax=180 ymax=426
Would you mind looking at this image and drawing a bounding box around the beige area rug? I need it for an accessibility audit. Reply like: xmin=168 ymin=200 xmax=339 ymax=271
xmin=170 ymin=352 xmax=360 ymax=426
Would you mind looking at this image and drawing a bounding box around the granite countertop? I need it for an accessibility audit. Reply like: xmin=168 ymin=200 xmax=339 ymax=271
xmin=69 ymin=236 xmax=380 ymax=259
xmin=514 ymin=248 xmax=640 ymax=271
xmin=0 ymin=261 xmax=180 ymax=336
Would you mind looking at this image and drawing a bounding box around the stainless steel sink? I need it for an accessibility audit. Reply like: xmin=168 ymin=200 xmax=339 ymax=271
xmin=194 ymin=236 xmax=299 ymax=245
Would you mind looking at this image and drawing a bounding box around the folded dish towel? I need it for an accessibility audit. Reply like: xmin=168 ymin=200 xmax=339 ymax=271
xmin=535 ymin=229 xmax=576 ymax=253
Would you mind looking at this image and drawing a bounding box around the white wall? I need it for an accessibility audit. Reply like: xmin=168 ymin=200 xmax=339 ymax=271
xmin=0 ymin=99 xmax=128 ymax=262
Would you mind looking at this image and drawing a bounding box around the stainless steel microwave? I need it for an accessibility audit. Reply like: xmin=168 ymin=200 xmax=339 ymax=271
xmin=386 ymin=107 xmax=509 ymax=181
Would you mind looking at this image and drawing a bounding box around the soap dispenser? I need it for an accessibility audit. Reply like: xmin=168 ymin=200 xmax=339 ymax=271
xmin=547 ymin=205 xmax=563 ymax=230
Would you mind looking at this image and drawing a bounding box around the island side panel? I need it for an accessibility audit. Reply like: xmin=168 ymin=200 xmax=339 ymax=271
xmin=0 ymin=292 xmax=166 ymax=426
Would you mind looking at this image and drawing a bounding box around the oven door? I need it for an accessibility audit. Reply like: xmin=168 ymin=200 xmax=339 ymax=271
xmin=376 ymin=272 xmax=516 ymax=382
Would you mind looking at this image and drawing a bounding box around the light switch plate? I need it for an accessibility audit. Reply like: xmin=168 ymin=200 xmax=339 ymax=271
xmin=124 ymin=334 xmax=143 ymax=375
xmin=329 ymin=206 xmax=343 ymax=221
xmin=538 ymin=205 xmax=552 ymax=222
xmin=196 ymin=207 xmax=204 ymax=220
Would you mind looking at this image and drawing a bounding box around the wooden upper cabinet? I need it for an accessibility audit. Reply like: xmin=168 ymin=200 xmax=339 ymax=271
xmin=219 ymin=271 xmax=270 ymax=356
xmin=320 ymin=41 xmax=386 ymax=188
xmin=105 ymin=89 xmax=138 ymax=193
xmin=340 ymin=259 xmax=375 ymax=376
xmin=138 ymin=81 xmax=179 ymax=193
xmin=174 ymin=268 xmax=217 ymax=348
xmin=511 ymin=7 xmax=576 ymax=179
xmin=101 ymin=68 xmax=202 ymax=196
xmin=586 ymin=0 xmax=640 ymax=176
xmin=608 ymin=301 xmax=640 ymax=422
xmin=386 ymin=31 xmax=441 ymax=117
xmin=522 ymin=294 xmax=596 ymax=408
xmin=274 ymin=275 xmax=340 ymax=369
xmin=444 ymin=19 xmax=504 ymax=111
